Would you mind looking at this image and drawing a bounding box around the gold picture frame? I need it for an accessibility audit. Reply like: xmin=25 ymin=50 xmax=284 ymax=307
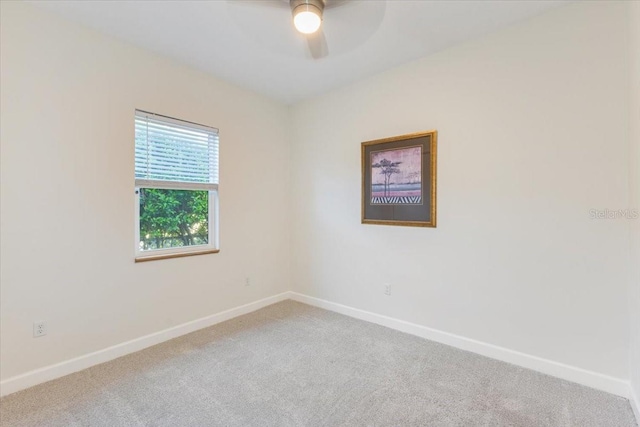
xmin=361 ymin=130 xmax=437 ymax=227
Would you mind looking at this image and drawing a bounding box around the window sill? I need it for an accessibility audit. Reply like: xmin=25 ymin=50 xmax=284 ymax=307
xmin=135 ymin=249 xmax=219 ymax=263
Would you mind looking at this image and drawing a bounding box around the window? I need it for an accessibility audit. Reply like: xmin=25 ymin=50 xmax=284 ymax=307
xmin=134 ymin=110 xmax=219 ymax=261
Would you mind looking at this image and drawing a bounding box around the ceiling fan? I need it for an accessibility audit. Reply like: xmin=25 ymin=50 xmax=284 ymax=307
xmin=231 ymin=0 xmax=350 ymax=59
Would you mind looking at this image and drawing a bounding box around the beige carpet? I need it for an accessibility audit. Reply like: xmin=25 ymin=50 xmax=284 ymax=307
xmin=0 ymin=300 xmax=636 ymax=427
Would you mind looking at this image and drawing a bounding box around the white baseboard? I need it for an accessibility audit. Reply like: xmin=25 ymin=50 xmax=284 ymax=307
xmin=631 ymin=385 xmax=640 ymax=425
xmin=288 ymin=292 xmax=631 ymax=399
xmin=2 ymin=291 xmax=634 ymax=411
xmin=0 ymin=292 xmax=290 ymax=397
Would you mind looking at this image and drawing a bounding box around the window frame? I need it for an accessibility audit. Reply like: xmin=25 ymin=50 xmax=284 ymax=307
xmin=133 ymin=110 xmax=220 ymax=262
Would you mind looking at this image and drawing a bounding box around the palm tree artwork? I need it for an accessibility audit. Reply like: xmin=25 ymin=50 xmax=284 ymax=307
xmin=371 ymin=146 xmax=422 ymax=204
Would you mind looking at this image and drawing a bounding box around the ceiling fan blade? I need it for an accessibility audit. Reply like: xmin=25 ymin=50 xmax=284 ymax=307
xmin=324 ymin=0 xmax=349 ymax=9
xmin=307 ymin=29 xmax=328 ymax=59
xmin=229 ymin=0 xmax=289 ymax=10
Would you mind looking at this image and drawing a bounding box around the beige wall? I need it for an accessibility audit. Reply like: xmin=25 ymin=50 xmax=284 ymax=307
xmin=290 ymin=1 xmax=631 ymax=379
xmin=629 ymin=0 xmax=640 ymax=412
xmin=0 ymin=2 xmax=291 ymax=380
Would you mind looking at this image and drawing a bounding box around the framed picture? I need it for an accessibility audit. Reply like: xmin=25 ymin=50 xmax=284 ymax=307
xmin=361 ymin=131 xmax=437 ymax=227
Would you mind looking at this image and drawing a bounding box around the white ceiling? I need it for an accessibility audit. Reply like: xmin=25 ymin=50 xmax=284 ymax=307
xmin=32 ymin=0 xmax=569 ymax=104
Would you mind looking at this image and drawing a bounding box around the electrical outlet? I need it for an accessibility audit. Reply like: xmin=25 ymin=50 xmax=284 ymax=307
xmin=33 ymin=321 xmax=47 ymax=337
xmin=245 ymin=277 xmax=251 ymax=287
xmin=384 ymin=284 xmax=391 ymax=296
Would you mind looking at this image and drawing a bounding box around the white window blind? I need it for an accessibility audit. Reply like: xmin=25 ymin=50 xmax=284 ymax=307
xmin=135 ymin=110 xmax=219 ymax=190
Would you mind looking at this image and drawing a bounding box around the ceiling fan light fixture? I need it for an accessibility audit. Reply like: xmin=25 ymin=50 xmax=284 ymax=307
xmin=292 ymin=0 xmax=323 ymax=34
